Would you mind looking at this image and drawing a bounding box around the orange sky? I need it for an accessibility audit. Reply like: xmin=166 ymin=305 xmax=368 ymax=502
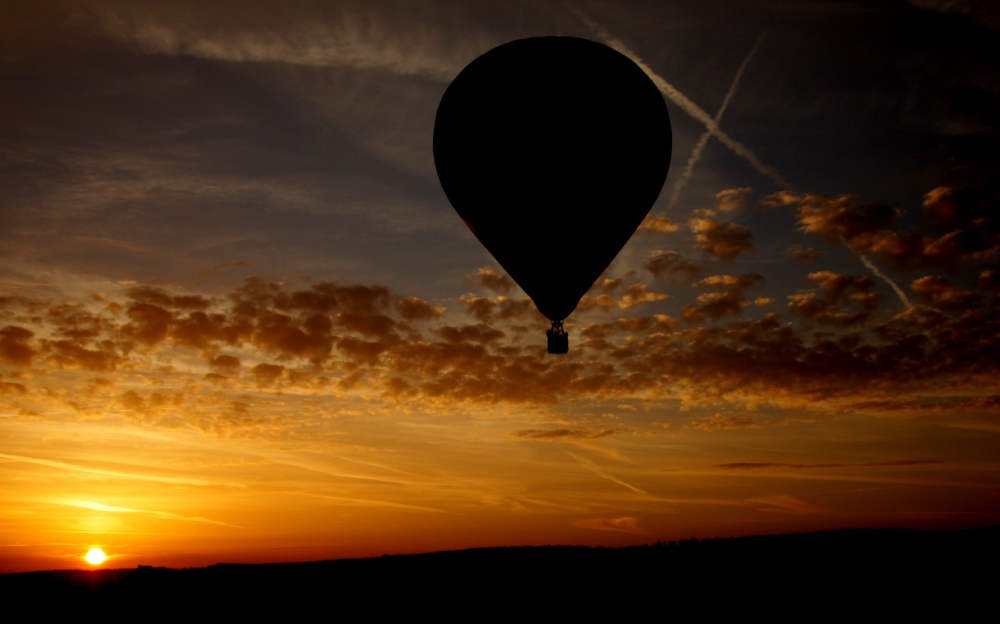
xmin=2 ymin=0 xmax=999 ymax=573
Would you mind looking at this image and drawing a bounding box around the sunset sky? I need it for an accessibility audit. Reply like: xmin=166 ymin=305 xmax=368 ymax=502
xmin=2 ymin=0 xmax=999 ymax=573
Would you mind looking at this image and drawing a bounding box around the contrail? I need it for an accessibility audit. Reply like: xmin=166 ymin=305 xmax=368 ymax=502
xmin=56 ymin=499 xmax=247 ymax=528
xmin=853 ymin=246 xmax=914 ymax=309
xmin=667 ymin=34 xmax=766 ymax=213
xmin=571 ymin=6 xmax=791 ymax=189
xmin=572 ymin=6 xmax=912 ymax=310
xmin=566 ymin=451 xmax=648 ymax=495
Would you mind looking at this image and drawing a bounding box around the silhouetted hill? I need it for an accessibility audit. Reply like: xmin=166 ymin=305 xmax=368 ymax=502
xmin=5 ymin=526 xmax=997 ymax=615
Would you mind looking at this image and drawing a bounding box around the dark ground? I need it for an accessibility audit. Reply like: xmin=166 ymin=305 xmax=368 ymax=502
xmin=5 ymin=526 xmax=997 ymax=615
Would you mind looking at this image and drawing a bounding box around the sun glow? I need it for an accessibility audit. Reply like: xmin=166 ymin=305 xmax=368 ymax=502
xmin=85 ymin=548 xmax=107 ymax=565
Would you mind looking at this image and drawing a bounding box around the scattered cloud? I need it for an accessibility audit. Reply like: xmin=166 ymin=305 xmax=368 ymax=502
xmin=467 ymin=267 xmax=515 ymax=294
xmin=717 ymin=187 xmax=753 ymax=212
xmin=689 ymin=217 xmax=754 ymax=262
xmin=617 ymin=284 xmax=669 ymax=309
xmin=640 ymin=215 xmax=681 ymax=233
xmin=0 ymin=327 xmax=37 ymax=367
xmin=643 ymin=251 xmax=701 ymax=283
xmin=786 ymin=188 xmax=1000 ymax=272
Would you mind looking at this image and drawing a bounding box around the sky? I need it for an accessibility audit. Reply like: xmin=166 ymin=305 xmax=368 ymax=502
xmin=2 ymin=0 xmax=999 ymax=573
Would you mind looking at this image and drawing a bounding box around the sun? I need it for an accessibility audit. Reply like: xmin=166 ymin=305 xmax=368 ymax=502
xmin=85 ymin=547 xmax=107 ymax=565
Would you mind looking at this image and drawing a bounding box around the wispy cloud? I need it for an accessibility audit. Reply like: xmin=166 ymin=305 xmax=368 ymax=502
xmin=715 ymin=459 xmax=941 ymax=470
xmin=749 ymin=494 xmax=825 ymax=514
xmin=512 ymin=428 xmax=623 ymax=441
xmin=55 ymin=499 xmax=245 ymax=528
xmin=94 ymin=4 xmax=469 ymax=81
xmin=571 ymin=516 xmax=648 ymax=534
xmin=301 ymin=494 xmax=445 ymax=514
xmin=0 ymin=453 xmax=237 ymax=487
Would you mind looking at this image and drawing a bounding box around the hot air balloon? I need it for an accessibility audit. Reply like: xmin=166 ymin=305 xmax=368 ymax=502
xmin=434 ymin=36 xmax=671 ymax=353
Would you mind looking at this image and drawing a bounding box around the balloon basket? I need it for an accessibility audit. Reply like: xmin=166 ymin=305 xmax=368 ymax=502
xmin=546 ymin=321 xmax=568 ymax=354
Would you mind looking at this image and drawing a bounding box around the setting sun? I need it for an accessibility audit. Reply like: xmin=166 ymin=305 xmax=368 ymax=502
xmin=85 ymin=548 xmax=107 ymax=566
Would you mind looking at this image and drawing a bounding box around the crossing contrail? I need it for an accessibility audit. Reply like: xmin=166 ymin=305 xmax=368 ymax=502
xmin=667 ymin=34 xmax=766 ymax=213
xmin=571 ymin=6 xmax=790 ymax=190
xmin=571 ymin=6 xmax=913 ymax=310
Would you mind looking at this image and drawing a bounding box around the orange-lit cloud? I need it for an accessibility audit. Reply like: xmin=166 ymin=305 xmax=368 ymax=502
xmin=640 ymin=215 xmax=681 ymax=233
xmin=716 ymin=187 xmax=752 ymax=212
xmin=787 ymin=188 xmax=1000 ymax=271
xmin=689 ymin=217 xmax=754 ymax=262
xmin=467 ymin=267 xmax=515 ymax=294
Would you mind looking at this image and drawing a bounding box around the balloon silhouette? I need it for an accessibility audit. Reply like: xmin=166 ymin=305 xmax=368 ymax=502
xmin=434 ymin=37 xmax=671 ymax=353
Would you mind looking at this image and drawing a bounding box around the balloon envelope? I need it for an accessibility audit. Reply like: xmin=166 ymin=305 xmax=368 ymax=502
xmin=434 ymin=36 xmax=671 ymax=322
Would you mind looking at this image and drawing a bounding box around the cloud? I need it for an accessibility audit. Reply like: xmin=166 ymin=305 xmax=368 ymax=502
xmin=43 ymin=338 xmax=125 ymax=372
xmin=0 ymin=380 xmax=28 ymax=395
xmin=126 ymin=286 xmax=211 ymax=310
xmin=3 ymin=258 xmax=997 ymax=431
xmin=910 ymin=276 xmax=977 ymax=310
xmin=122 ymin=304 xmax=173 ymax=346
xmin=665 ymin=34 xmax=765 ymax=213
xmin=55 ymin=499 xmax=244 ymax=528
xmin=467 ymin=267 xmax=515 ymax=294
xmin=0 ymin=326 xmax=37 ymax=367
xmin=716 ymin=459 xmax=940 ymax=470
xmin=617 ymin=284 xmax=669 ymax=309
xmin=693 ymin=414 xmax=761 ymax=431
xmin=689 ymin=217 xmax=754 ymax=262
xmin=0 ymin=453 xmax=232 ymax=487
xmin=566 ymin=452 xmax=648 ymax=495
xmin=716 ymin=187 xmax=753 ymax=212
xmin=682 ymin=274 xmax=763 ymax=323
xmin=253 ymin=312 xmax=335 ymax=363
xmin=92 ymin=1 xmax=474 ymax=81
xmin=907 ymin=0 xmax=1000 ymax=31
xmin=460 ymin=294 xmax=540 ymax=324
xmin=396 ymin=297 xmax=445 ymax=322
xmin=786 ymin=271 xmax=881 ymax=327
xmin=749 ymin=495 xmax=825 ymax=515
xmin=252 ymin=363 xmax=285 ymax=385
xmin=207 ymin=354 xmax=241 ymax=371
xmin=640 ymin=215 xmax=681 ymax=233
xmin=788 ymin=245 xmax=827 ymax=262
xmin=695 ymin=274 xmax=764 ymax=294
xmin=571 ymin=516 xmax=648 ymax=534
xmin=436 ymin=324 xmax=505 ymax=345
xmin=684 ymin=292 xmax=750 ymax=324
xmin=643 ymin=251 xmax=701 ymax=283
xmin=790 ymin=188 xmax=1000 ymax=271
xmin=573 ymin=7 xmax=791 ymax=189
xmin=511 ymin=428 xmax=623 ymax=441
